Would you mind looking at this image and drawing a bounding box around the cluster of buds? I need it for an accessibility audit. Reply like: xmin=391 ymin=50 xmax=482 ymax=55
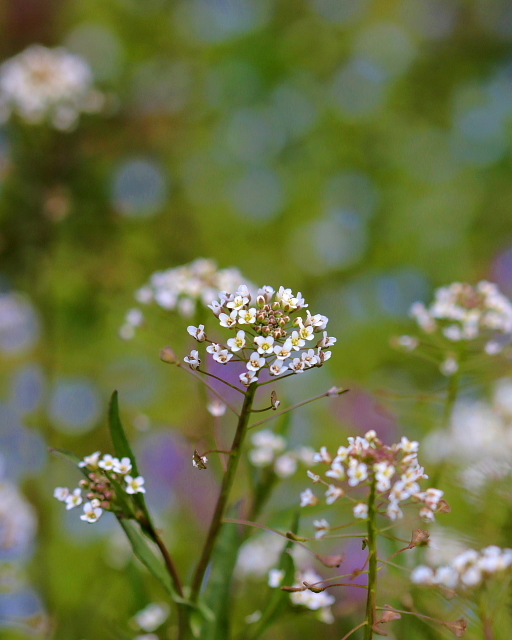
xmin=300 ymin=432 xmax=449 ymax=527
xmin=185 ymin=284 xmax=336 ymax=385
xmin=248 ymin=429 xmax=316 ymax=478
xmin=412 ymin=545 xmax=512 ymax=591
xmin=53 ymin=452 xmax=146 ymax=524
xmin=395 ymin=281 xmax=512 ymax=375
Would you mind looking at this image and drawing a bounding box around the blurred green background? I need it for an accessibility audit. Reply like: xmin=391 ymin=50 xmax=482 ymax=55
xmin=2 ymin=0 xmax=512 ymax=638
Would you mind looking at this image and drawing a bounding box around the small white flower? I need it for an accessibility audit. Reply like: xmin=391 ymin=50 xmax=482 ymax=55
xmin=213 ymin=349 xmax=233 ymax=364
xmin=325 ymin=485 xmax=343 ymax=505
xmin=187 ymin=324 xmax=206 ymax=341
xmin=300 ymin=488 xmax=319 ymax=507
xmin=411 ymin=565 xmax=435 ymax=585
xmin=125 ymin=475 xmax=146 ymax=494
xmin=399 ymin=437 xmax=419 ymax=454
xmin=434 ymin=566 xmax=459 ymax=589
xmin=396 ymin=335 xmax=418 ymax=351
xmin=313 ymin=519 xmax=330 ymax=539
xmin=386 ymin=500 xmax=403 ymax=521
xmin=274 ymin=338 xmax=293 ymax=360
xmin=307 ymin=470 xmax=321 ymax=483
xmin=318 ymin=332 xmax=337 ymax=348
xmin=238 ymin=308 xmax=257 ymax=324
xmin=269 ymin=360 xmax=288 ymax=376
xmin=290 ymin=331 xmax=305 ymax=350
xmin=249 ymin=448 xmax=274 ymax=467
xmin=227 ymin=330 xmax=246 ymax=352
xmin=65 ymin=488 xmax=83 ymax=510
xmin=301 ymin=349 xmax=319 ymax=367
xmin=440 ymin=356 xmax=459 ymax=376
xmin=227 ymin=291 xmax=250 ymax=310
xmin=207 ymin=400 xmax=227 ymax=417
xmin=460 ymin=566 xmax=482 ymax=587
xmin=325 ymin=462 xmax=345 ymax=481
xmin=99 ymin=453 xmax=118 ymax=471
xmin=353 ymin=503 xmax=368 ymax=519
xmin=419 ymin=507 xmax=435 ymax=523
xmin=347 ymin=460 xmax=368 ymax=487
xmin=113 ymin=457 xmax=132 ymax=475
xmin=219 ymin=310 xmax=239 ymax=328
xmin=247 ymin=353 xmax=265 ymax=371
xmin=54 ymin=487 xmax=69 ymax=502
xmin=313 ymin=447 xmax=332 ymax=464
xmin=184 ymin=350 xmax=201 ymax=369
xmin=78 ymin=451 xmax=101 ymax=469
xmin=290 ymin=358 xmax=305 ymax=374
xmin=240 ymin=371 xmax=258 ymax=386
xmin=80 ymin=501 xmax=102 ymax=523
xmin=274 ymin=454 xmax=298 ymax=478
xmin=268 ymin=568 xmax=285 ymax=588
xmin=134 ymin=603 xmax=170 ymax=632
xmin=297 ymin=320 xmax=315 ymax=341
xmin=254 ymin=335 xmax=275 ymax=355
xmin=206 ymin=342 xmax=222 ymax=354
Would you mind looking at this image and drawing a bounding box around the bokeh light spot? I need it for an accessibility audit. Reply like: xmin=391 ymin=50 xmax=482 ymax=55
xmin=112 ymin=158 xmax=168 ymax=218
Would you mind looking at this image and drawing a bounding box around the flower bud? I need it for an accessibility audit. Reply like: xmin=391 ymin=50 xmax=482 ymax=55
xmin=160 ymin=346 xmax=180 ymax=365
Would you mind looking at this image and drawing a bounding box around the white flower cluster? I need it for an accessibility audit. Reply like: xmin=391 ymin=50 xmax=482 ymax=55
xmin=300 ymin=432 xmax=448 ymax=524
xmin=121 ymin=259 xmax=253 ymax=339
xmin=412 ymin=546 xmax=512 ymax=591
xmin=133 ymin=602 xmax=169 ymax=633
xmin=248 ymin=429 xmax=316 ymax=478
xmin=53 ymin=452 xmax=145 ymax=524
xmin=0 ymin=45 xmax=104 ymax=130
xmin=185 ymin=284 xmax=336 ymax=386
xmin=399 ymin=282 xmax=512 ymax=374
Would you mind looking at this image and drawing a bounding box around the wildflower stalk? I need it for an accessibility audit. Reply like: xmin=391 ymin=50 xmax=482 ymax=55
xmin=190 ymin=381 xmax=258 ymax=602
xmin=364 ymin=478 xmax=378 ymax=640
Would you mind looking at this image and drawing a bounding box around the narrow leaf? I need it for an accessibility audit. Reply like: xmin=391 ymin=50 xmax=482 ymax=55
xmin=201 ymin=506 xmax=242 ymax=640
xmin=244 ymin=511 xmax=300 ymax=640
xmin=108 ymin=391 xmax=140 ymax=476
xmin=117 ymin=518 xmax=186 ymax=605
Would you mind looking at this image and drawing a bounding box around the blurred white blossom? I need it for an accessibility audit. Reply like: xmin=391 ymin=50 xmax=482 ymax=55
xmin=0 ymin=44 xmax=104 ymax=130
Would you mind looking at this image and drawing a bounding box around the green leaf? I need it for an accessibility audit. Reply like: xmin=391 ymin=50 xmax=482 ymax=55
xmin=243 ymin=511 xmax=300 ymax=640
xmin=49 ymin=447 xmax=90 ymax=479
xmin=201 ymin=507 xmax=243 ymax=640
xmin=117 ymin=518 xmax=188 ymax=605
xmin=108 ymin=391 xmax=140 ymax=477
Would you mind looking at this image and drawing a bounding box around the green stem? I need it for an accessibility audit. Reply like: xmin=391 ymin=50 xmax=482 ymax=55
xmin=363 ymin=480 xmax=378 ymax=640
xmin=432 ymin=370 xmax=460 ymax=487
xmin=189 ymin=382 xmax=258 ymax=602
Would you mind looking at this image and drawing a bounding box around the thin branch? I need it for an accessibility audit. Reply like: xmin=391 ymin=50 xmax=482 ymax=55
xmin=197 ymin=367 xmax=247 ymax=395
xmin=178 ymin=364 xmax=240 ymax=416
xmin=248 ymin=388 xmax=349 ymax=430
xmin=341 ymin=621 xmax=367 ymax=640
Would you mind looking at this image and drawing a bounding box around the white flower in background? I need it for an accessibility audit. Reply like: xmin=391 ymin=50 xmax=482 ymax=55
xmin=0 ymin=44 xmax=104 ymax=130
xmin=65 ymin=488 xmax=83 ymax=510
xmin=119 ymin=308 xmax=144 ymax=340
xmin=125 ymin=475 xmax=146 ymax=494
xmin=407 ymin=281 xmax=512 ymax=359
xmin=353 ymin=503 xmax=368 ymax=519
xmin=53 ymin=487 xmax=69 ymax=502
xmin=268 ymin=568 xmax=285 ymax=587
xmin=412 ymin=546 xmax=512 ymax=592
xmin=313 ymin=519 xmax=329 ymax=539
xmin=300 ymin=488 xmax=319 ymax=507
xmin=207 ymin=399 xmax=227 ymax=417
xmin=290 ymin=569 xmax=335 ymax=615
xmin=134 ymin=602 xmax=170 ymax=632
xmin=440 ymin=355 xmax=459 ymax=376
xmin=0 ymin=482 xmax=37 ymax=558
xmin=325 ymin=485 xmax=343 ymax=505
xmin=274 ymin=454 xmax=298 ymax=478
xmin=80 ymin=501 xmax=102 ymax=523
xmin=133 ymin=259 xmax=255 ymax=320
